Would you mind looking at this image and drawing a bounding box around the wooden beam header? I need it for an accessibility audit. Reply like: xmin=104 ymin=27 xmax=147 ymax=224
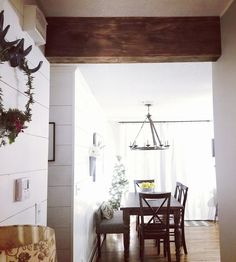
xmin=45 ymin=17 xmax=221 ymax=63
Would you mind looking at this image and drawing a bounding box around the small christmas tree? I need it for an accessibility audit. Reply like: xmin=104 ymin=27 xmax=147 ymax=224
xmin=108 ymin=155 xmax=129 ymax=210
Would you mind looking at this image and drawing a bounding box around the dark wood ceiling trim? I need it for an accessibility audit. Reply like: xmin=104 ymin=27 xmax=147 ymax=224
xmin=45 ymin=17 xmax=221 ymax=63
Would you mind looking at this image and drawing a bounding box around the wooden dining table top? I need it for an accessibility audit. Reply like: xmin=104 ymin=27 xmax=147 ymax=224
xmin=119 ymin=192 xmax=184 ymax=262
xmin=120 ymin=192 xmax=183 ymax=215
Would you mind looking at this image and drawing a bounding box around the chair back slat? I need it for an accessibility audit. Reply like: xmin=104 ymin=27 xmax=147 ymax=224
xmin=174 ymin=181 xmax=188 ymax=208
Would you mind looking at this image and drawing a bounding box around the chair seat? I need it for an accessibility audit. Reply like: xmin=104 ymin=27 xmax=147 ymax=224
xmin=139 ymin=224 xmax=168 ymax=239
xmin=97 ymin=211 xmax=128 ymax=234
xmin=95 ymin=207 xmax=128 ymax=258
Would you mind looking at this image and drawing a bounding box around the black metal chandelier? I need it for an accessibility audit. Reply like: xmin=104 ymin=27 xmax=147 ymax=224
xmin=129 ymin=104 xmax=170 ymax=151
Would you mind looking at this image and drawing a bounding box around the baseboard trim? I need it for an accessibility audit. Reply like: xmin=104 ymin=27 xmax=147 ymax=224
xmin=89 ymin=243 xmax=98 ymax=262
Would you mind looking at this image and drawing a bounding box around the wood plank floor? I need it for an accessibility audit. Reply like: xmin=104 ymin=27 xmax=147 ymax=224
xmin=96 ymin=221 xmax=220 ymax=262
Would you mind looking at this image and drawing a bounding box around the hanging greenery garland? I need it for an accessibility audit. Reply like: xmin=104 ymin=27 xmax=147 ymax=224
xmin=0 ymin=10 xmax=42 ymax=146
xmin=0 ymin=58 xmax=34 ymax=146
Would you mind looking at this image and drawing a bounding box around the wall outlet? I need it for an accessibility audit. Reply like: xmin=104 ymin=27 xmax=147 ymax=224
xmin=35 ymin=203 xmax=41 ymax=224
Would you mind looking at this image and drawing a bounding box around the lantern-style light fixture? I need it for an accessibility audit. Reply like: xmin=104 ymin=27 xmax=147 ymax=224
xmin=129 ymin=104 xmax=170 ymax=150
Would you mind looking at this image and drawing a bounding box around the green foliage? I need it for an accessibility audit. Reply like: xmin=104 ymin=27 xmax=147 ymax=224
xmin=0 ymin=52 xmax=34 ymax=146
xmin=108 ymin=156 xmax=129 ymax=210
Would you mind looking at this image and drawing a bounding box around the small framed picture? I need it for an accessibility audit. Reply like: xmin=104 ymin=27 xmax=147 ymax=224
xmin=48 ymin=122 xmax=55 ymax=161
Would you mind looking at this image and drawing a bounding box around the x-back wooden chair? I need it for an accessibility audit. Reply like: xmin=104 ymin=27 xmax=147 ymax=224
xmin=134 ymin=179 xmax=155 ymax=231
xmin=139 ymin=192 xmax=172 ymax=262
xmin=172 ymin=181 xmax=188 ymax=254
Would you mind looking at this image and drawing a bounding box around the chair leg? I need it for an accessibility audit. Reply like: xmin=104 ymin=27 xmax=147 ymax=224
xmin=163 ymin=240 xmax=167 ymax=257
xmin=156 ymin=239 xmax=160 ymax=255
xmin=136 ymin=215 xmax=140 ymax=232
xmin=139 ymin=235 xmax=144 ymax=260
xmin=123 ymin=231 xmax=129 ymax=261
xmin=182 ymin=224 xmax=188 ymax=254
xmin=166 ymin=241 xmax=171 ymax=262
xmin=97 ymin=233 xmax=101 ymax=257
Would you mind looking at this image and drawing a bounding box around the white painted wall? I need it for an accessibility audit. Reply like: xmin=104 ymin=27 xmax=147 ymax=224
xmin=212 ymin=1 xmax=236 ymax=261
xmin=73 ymin=68 xmax=116 ymax=262
xmin=48 ymin=65 xmax=116 ymax=262
xmin=0 ymin=0 xmax=49 ymax=226
xmin=48 ymin=65 xmax=76 ymax=262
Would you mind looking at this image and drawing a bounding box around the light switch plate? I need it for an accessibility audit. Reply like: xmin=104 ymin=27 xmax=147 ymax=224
xmin=15 ymin=178 xmax=30 ymax=201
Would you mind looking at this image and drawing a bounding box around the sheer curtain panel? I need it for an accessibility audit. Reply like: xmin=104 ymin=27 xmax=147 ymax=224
xmin=119 ymin=121 xmax=216 ymax=220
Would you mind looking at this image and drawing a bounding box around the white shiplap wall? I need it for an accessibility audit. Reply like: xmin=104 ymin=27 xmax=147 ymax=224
xmin=48 ymin=65 xmax=116 ymax=262
xmin=48 ymin=65 xmax=76 ymax=262
xmin=0 ymin=0 xmax=50 ymax=226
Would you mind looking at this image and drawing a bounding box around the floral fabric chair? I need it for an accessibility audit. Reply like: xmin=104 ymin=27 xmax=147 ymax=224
xmin=0 ymin=225 xmax=56 ymax=261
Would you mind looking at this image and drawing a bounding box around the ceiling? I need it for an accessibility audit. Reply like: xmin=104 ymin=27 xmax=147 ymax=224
xmin=38 ymin=0 xmax=233 ymax=17
xmin=78 ymin=63 xmax=213 ymax=121
xmin=37 ymin=0 xmax=233 ymax=121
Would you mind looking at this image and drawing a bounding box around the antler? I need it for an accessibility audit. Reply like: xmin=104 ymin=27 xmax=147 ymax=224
xmin=0 ymin=11 xmax=20 ymax=49
xmin=21 ymin=60 xmax=43 ymax=74
xmin=0 ymin=10 xmax=43 ymax=73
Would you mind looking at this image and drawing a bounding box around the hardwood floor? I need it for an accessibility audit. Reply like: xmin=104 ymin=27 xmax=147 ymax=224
xmin=96 ymin=221 xmax=220 ymax=262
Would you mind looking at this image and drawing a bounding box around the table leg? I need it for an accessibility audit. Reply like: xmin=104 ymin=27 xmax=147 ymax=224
xmin=123 ymin=210 xmax=130 ymax=261
xmin=174 ymin=210 xmax=181 ymax=262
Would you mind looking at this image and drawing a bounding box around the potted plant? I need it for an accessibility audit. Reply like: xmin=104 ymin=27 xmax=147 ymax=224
xmin=108 ymin=155 xmax=129 ymax=210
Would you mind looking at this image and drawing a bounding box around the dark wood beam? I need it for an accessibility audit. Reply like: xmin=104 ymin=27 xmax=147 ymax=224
xmin=45 ymin=17 xmax=221 ymax=63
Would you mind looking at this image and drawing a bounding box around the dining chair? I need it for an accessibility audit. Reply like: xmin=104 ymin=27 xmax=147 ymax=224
xmin=134 ymin=179 xmax=155 ymax=231
xmin=95 ymin=205 xmax=129 ymax=258
xmin=139 ymin=192 xmax=172 ymax=262
xmin=157 ymin=182 xmax=188 ymax=256
xmin=171 ymin=181 xmax=188 ymax=254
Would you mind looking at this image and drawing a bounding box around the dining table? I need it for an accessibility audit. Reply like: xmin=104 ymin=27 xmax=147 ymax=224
xmin=120 ymin=192 xmax=184 ymax=262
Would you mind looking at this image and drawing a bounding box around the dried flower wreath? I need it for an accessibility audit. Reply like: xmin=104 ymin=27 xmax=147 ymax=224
xmin=0 ymin=10 xmax=43 ymax=146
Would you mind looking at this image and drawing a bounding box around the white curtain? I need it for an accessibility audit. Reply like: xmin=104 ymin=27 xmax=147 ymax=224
xmin=119 ymin=121 xmax=216 ymax=220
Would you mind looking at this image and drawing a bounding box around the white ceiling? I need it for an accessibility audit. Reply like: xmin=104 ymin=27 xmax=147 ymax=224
xmin=38 ymin=0 xmax=233 ymax=17
xmin=78 ymin=63 xmax=213 ymax=121
xmin=37 ymin=0 xmax=233 ymax=121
